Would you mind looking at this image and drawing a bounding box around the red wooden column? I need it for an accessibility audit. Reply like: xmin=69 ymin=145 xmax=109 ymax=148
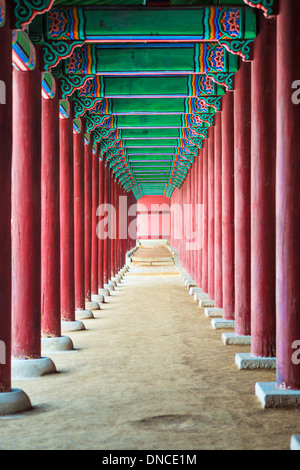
xmin=84 ymin=136 xmax=101 ymax=309
xmin=188 ymin=170 xmax=193 ymax=277
xmin=103 ymin=160 xmax=110 ymax=286
xmin=181 ymin=179 xmax=186 ymax=268
xmin=84 ymin=135 xmax=92 ymax=304
xmin=41 ymin=78 xmax=60 ymax=337
xmin=115 ymin=181 xmax=120 ymax=275
xmin=0 ymin=3 xmax=12 ymax=394
xmin=12 ymin=48 xmax=56 ymax=378
xmin=119 ymin=185 xmax=125 ymax=268
xmin=197 ymin=149 xmax=203 ymax=289
xmin=110 ymin=175 xmax=116 ymax=280
xmin=207 ymin=126 xmax=215 ymax=301
xmin=91 ymin=145 xmax=104 ymax=303
xmin=214 ymin=112 xmax=223 ymax=310
xmin=41 ymin=77 xmax=73 ymax=352
xmin=221 ymin=91 xmax=235 ymax=321
xmin=106 ymin=168 xmax=112 ymax=283
xmin=0 ymin=3 xmax=31 ymax=411
xmin=12 ymin=58 xmax=41 ymax=360
xmin=185 ymin=174 xmax=189 ymax=271
xmin=73 ymin=120 xmax=93 ymax=319
xmin=276 ymin=0 xmax=300 ymax=390
xmin=60 ymin=101 xmax=84 ymax=332
xmin=193 ymin=156 xmax=199 ymax=283
xmin=233 ymin=60 xmax=251 ymax=337
xmin=98 ymin=157 xmax=109 ymax=296
xmin=191 ymin=162 xmax=197 ymax=281
xmin=202 ymin=140 xmax=209 ymax=294
xmin=91 ymin=144 xmax=99 ymax=298
xmin=250 ymin=15 xmax=276 ymax=358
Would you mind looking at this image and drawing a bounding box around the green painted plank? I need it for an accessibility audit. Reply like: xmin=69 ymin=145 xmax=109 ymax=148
xmin=104 ymin=76 xmax=190 ymax=97
xmin=121 ymin=128 xmax=182 ymax=138
xmin=97 ymin=47 xmax=195 ymax=73
xmin=111 ymin=98 xmax=186 ymax=114
xmin=125 ymin=139 xmax=179 ymax=146
xmin=116 ymin=114 xmax=183 ymax=127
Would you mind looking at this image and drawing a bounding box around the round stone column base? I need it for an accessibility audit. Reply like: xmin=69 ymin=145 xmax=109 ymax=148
xmin=11 ymin=357 xmax=56 ymax=380
xmin=41 ymin=336 xmax=74 ymax=353
xmin=104 ymin=283 xmax=115 ymax=292
xmin=61 ymin=320 xmax=85 ymax=332
xmin=75 ymin=309 xmax=94 ymax=320
xmin=0 ymin=389 xmax=32 ymax=416
xmin=91 ymin=294 xmax=104 ymax=304
xmin=86 ymin=300 xmax=100 ymax=310
xmin=99 ymin=288 xmax=110 ymax=297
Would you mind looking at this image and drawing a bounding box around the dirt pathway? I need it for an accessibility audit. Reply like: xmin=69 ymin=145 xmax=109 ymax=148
xmin=1 ymin=262 xmax=300 ymax=450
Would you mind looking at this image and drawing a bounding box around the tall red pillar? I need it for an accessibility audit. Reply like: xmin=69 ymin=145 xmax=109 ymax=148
xmin=12 ymin=47 xmax=56 ymax=377
xmin=208 ymin=127 xmax=215 ymax=301
xmin=98 ymin=157 xmax=109 ymax=296
xmin=91 ymin=144 xmax=103 ymax=302
xmin=109 ymin=173 xmax=116 ymax=280
xmin=84 ymin=136 xmax=92 ymax=303
xmin=202 ymin=140 xmax=208 ymax=294
xmin=193 ymin=156 xmax=199 ymax=284
xmin=234 ymin=60 xmax=251 ymax=336
xmin=41 ymin=78 xmax=63 ymax=339
xmin=197 ymin=149 xmax=203 ymax=288
xmin=91 ymin=144 xmax=99 ymax=297
xmin=221 ymin=91 xmax=235 ymax=321
xmin=214 ymin=112 xmax=223 ymax=309
xmin=12 ymin=59 xmax=42 ymax=359
xmin=103 ymin=160 xmax=110 ymax=285
xmin=0 ymin=4 xmax=30 ymax=411
xmin=60 ymin=101 xmax=83 ymax=331
xmin=276 ymin=0 xmax=300 ymax=390
xmin=0 ymin=2 xmax=12 ymax=393
xmin=73 ymin=120 xmax=93 ymax=319
xmin=251 ymin=15 xmax=276 ymax=357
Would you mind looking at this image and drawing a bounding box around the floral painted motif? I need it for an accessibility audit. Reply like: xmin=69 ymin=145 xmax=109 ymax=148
xmin=208 ymin=46 xmax=224 ymax=71
xmin=66 ymin=50 xmax=83 ymax=73
xmin=89 ymin=101 xmax=104 ymax=114
xmin=195 ymin=99 xmax=209 ymax=113
xmin=220 ymin=9 xmax=240 ymax=38
xmin=191 ymin=115 xmax=204 ymax=126
xmin=79 ymin=80 xmax=94 ymax=97
xmin=199 ymin=76 xmax=214 ymax=95
xmin=48 ymin=9 xmax=68 ymax=38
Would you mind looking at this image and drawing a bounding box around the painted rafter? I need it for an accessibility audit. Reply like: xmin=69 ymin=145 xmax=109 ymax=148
xmin=43 ymin=40 xmax=84 ymax=72
xmin=14 ymin=0 xmax=55 ymax=29
xmin=93 ymin=127 xmax=119 ymax=143
xmin=196 ymin=96 xmax=222 ymax=112
xmin=218 ymin=39 xmax=254 ymax=63
xmin=45 ymin=5 xmax=256 ymax=43
xmin=60 ymin=74 xmax=94 ymax=99
xmin=85 ymin=114 xmax=112 ymax=134
xmin=207 ymin=72 xmax=235 ymax=91
xmin=71 ymin=96 xmax=102 ymax=118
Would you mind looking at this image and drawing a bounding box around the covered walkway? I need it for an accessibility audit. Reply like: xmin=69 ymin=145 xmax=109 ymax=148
xmin=0 ymin=0 xmax=300 ymax=453
xmin=1 ymin=249 xmax=299 ymax=451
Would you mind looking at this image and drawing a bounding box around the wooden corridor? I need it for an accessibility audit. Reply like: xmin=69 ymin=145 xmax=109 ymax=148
xmin=1 ymin=250 xmax=299 ymax=451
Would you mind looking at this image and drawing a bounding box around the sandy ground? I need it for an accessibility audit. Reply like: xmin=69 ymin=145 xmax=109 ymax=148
xmin=1 ymin=261 xmax=300 ymax=450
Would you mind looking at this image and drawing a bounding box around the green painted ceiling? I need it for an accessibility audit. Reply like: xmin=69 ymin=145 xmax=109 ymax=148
xmin=30 ymin=0 xmax=257 ymax=197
